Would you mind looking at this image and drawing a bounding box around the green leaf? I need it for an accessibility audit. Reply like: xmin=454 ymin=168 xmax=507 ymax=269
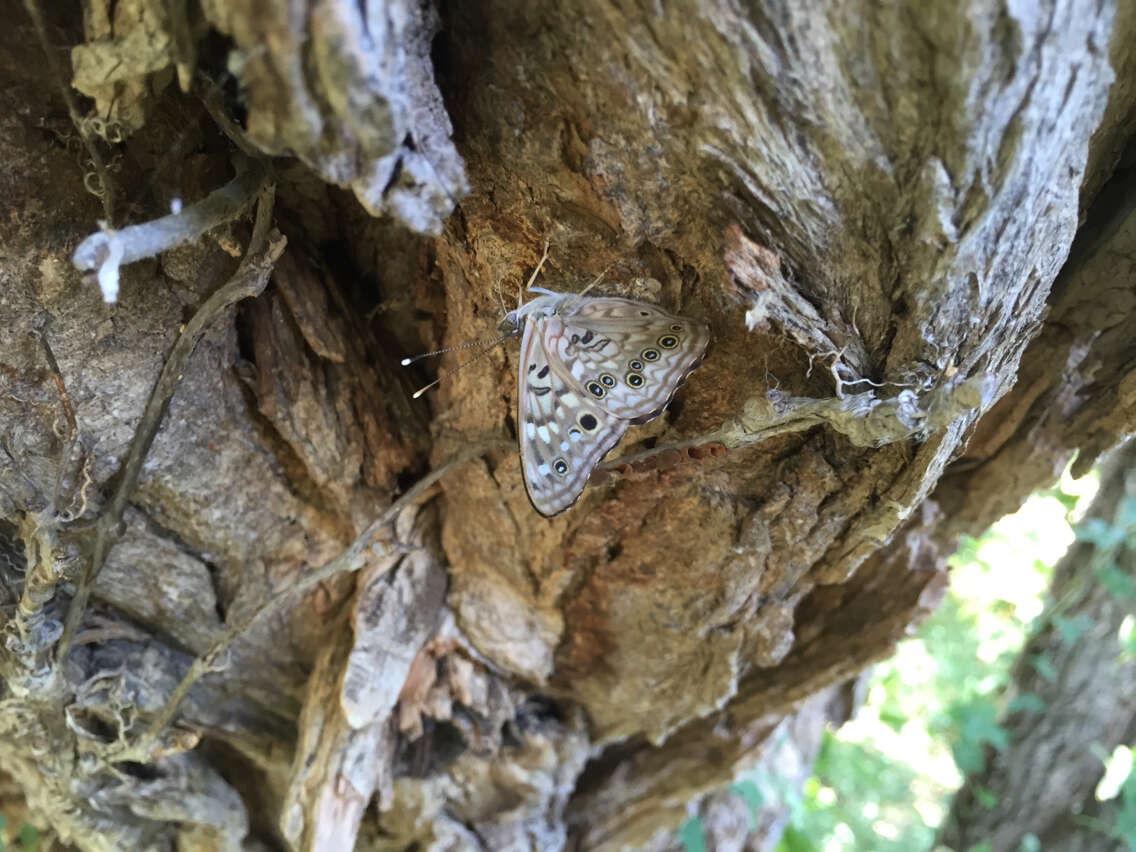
xmin=1096 ymin=563 xmax=1136 ymax=600
xmin=1018 ymin=833 xmax=1041 ymax=852
xmin=878 ymin=707 xmax=908 ymax=732
xmin=949 ymin=534 xmax=983 ymax=567
xmin=730 ymin=780 xmax=764 ymax=828
xmin=975 ymin=786 xmax=999 ymax=809
xmin=678 ymin=816 xmax=707 ymax=852
xmin=1048 ymin=487 xmax=1081 ymax=515
xmin=950 ymin=701 xmax=1010 ymax=774
xmin=1115 ymin=769 xmax=1136 ymax=847
xmin=1028 ymin=654 xmax=1058 ymax=683
xmin=1117 ymin=495 xmax=1136 ymax=530
xmin=968 ymin=842 xmax=994 ymax=852
xmin=1053 ymin=614 xmax=1092 ymax=646
xmin=17 ymin=824 xmax=36 ymax=852
xmin=775 ymin=825 xmax=815 ymax=852
xmin=956 ymin=702 xmax=1011 ymax=751
xmin=1008 ymin=693 xmax=1046 ymax=715
xmin=953 ymin=738 xmax=987 ymax=775
xmin=1077 ymin=518 xmax=1124 ymax=550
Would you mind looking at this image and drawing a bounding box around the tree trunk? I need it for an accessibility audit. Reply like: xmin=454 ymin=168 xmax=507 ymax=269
xmin=1 ymin=1 xmax=1134 ymax=850
xmin=938 ymin=440 xmax=1136 ymax=852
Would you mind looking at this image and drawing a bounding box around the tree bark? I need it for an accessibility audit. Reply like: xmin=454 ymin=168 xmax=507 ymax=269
xmin=938 ymin=440 xmax=1136 ymax=852
xmin=0 ymin=1 xmax=1134 ymax=850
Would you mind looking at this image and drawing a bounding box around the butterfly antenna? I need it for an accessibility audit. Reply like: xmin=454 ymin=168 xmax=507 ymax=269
xmin=400 ymin=331 xmax=518 ymax=366
xmin=408 ymin=340 xmax=516 ymax=398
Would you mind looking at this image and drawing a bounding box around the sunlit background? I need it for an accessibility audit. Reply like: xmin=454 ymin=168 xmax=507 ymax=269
xmin=681 ymin=465 xmax=1136 ymax=852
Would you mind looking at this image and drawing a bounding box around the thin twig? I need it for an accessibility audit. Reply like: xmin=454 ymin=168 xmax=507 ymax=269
xmin=194 ymin=71 xmax=264 ymax=160
xmin=57 ymin=187 xmax=283 ymax=661
xmin=23 ymin=0 xmax=116 ymax=223
xmin=33 ymin=328 xmax=82 ymax=511
xmin=594 ymin=441 xmax=728 ymax=482
xmin=599 ymin=433 xmax=728 ymax=472
xmin=115 ymin=438 xmax=509 ymax=762
xmin=35 ymin=331 xmax=78 ymax=445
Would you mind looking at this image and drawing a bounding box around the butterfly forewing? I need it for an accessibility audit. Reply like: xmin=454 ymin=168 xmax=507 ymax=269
xmin=518 ymin=317 xmax=630 ymax=516
xmin=549 ymin=298 xmax=710 ymax=421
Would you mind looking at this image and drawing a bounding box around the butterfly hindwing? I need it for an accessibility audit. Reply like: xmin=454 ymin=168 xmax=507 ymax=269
xmin=517 ymin=317 xmax=630 ymax=517
xmin=548 ymin=298 xmax=710 ymax=421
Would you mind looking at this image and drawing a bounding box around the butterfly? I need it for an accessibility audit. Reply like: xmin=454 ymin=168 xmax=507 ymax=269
xmin=503 ymin=276 xmax=710 ymax=517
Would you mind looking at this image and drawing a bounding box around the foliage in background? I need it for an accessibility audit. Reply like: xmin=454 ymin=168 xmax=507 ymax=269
xmin=0 ymin=814 xmax=37 ymax=852
xmin=682 ymin=466 xmax=1136 ymax=851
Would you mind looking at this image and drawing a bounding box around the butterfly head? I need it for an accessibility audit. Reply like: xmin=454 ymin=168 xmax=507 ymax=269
xmin=501 ymin=290 xmax=573 ymax=332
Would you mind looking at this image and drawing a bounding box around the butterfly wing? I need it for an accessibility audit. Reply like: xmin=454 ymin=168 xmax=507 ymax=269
xmin=517 ymin=316 xmax=630 ymax=517
xmin=552 ymin=298 xmax=710 ymax=421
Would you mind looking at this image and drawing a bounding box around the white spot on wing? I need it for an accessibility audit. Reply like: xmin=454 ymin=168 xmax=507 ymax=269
xmin=525 ymin=422 xmax=536 ymax=439
xmin=537 ymin=463 xmax=551 ymax=476
xmin=538 ymin=425 xmax=550 ymax=442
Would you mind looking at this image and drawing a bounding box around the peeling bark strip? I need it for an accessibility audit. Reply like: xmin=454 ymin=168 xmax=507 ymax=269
xmin=725 ymin=223 xmax=872 ymax=384
xmin=934 ymin=139 xmax=1136 ymax=540
xmin=201 ymin=0 xmax=469 ymax=233
xmin=282 ymin=507 xmax=446 ymax=847
xmin=66 ymin=0 xmax=468 ymax=234
xmin=0 ymin=0 xmax=1132 ymax=850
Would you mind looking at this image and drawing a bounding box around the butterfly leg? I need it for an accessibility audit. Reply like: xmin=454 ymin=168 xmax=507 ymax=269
xmin=561 ymin=261 xmax=614 ymax=312
xmin=522 ymin=240 xmax=551 ymax=306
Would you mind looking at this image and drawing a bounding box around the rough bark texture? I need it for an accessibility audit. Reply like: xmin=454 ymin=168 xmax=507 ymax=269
xmin=1032 ymin=748 xmax=1136 ymax=852
xmin=1 ymin=1 xmax=1135 ymax=850
xmin=938 ymin=440 xmax=1136 ymax=852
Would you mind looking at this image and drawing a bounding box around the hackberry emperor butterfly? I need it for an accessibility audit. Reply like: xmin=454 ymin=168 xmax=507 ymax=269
xmin=503 ymin=272 xmax=710 ymax=517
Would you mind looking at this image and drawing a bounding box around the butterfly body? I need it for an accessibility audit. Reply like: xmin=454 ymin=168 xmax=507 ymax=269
xmin=506 ymin=290 xmax=709 ymax=517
